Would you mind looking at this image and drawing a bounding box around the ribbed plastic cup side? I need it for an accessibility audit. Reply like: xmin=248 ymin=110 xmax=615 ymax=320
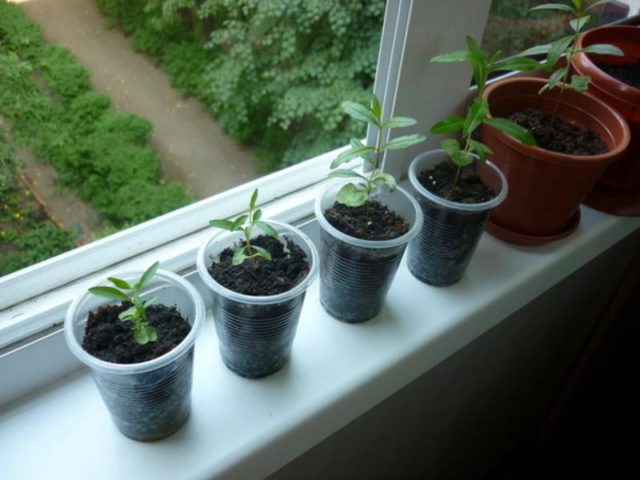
xmin=196 ymin=220 xmax=319 ymax=379
xmin=64 ymin=270 xmax=205 ymax=442
xmin=315 ymin=183 xmax=423 ymax=323
xmin=319 ymin=229 xmax=406 ymax=322
xmin=213 ymin=294 xmax=305 ymax=378
xmin=407 ymin=150 xmax=507 ymax=286
xmin=93 ymin=349 xmax=193 ymax=441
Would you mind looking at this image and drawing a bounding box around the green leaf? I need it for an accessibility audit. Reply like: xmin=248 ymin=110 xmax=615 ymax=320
xmin=89 ymin=286 xmax=131 ymax=303
xmin=342 ymin=101 xmax=379 ymax=126
xmin=492 ymin=56 xmax=543 ymax=72
xmin=530 ymin=3 xmax=574 ymax=13
xmin=431 ymin=50 xmax=469 ymax=63
xmin=335 ymin=183 xmax=369 ymax=207
xmin=571 ymin=0 xmax=583 ymax=11
xmin=483 ymin=117 xmax=536 ymax=145
xmin=209 ymin=219 xmax=234 ymax=230
xmin=119 ymin=307 xmax=137 ymax=322
xmin=570 ymin=15 xmax=591 ymax=33
xmin=108 ymin=277 xmax=131 ymax=290
xmin=468 ymin=139 xmax=493 ymax=163
xmin=134 ymin=325 xmax=157 ymax=345
xmin=328 ymin=169 xmax=368 ymax=180
xmin=463 ymin=97 xmax=489 ymax=137
xmin=547 ymin=36 xmax=574 ymax=68
xmin=441 ymin=139 xmax=474 ymax=167
xmin=250 ymin=245 xmax=273 ymax=261
xmin=382 ymin=117 xmax=417 ymax=129
xmin=137 ymin=261 xmax=159 ymax=290
xmin=544 ymin=66 xmax=569 ymax=91
xmin=256 ymin=220 xmax=279 ymax=238
xmin=383 ymin=134 xmax=426 ymax=151
xmin=577 ymin=44 xmax=624 ymax=56
xmin=231 ymin=214 xmax=248 ymax=230
xmin=520 ymin=43 xmax=553 ymax=57
xmin=430 ymin=116 xmax=464 ymax=134
xmin=232 ymin=247 xmax=248 ymax=266
xmin=351 ymin=139 xmax=375 ymax=167
xmin=570 ymin=74 xmax=591 ymax=92
xmin=331 ymin=145 xmax=375 ymax=169
xmin=249 ymin=189 xmax=258 ymax=209
xmin=143 ymin=296 xmax=158 ymax=308
xmin=371 ymin=172 xmax=397 ymax=190
xmin=370 ymin=95 xmax=382 ymax=119
xmin=252 ymin=208 xmax=262 ymax=222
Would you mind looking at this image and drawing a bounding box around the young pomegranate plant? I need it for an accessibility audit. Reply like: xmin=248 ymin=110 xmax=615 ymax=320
xmin=210 ymin=189 xmax=279 ymax=265
xmin=329 ymin=95 xmax=426 ymax=207
xmin=430 ymin=36 xmax=538 ymax=186
xmin=523 ymin=0 xmax=623 ymax=111
xmin=89 ymin=261 xmax=160 ymax=345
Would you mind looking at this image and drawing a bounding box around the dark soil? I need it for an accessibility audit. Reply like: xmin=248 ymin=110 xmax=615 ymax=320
xmin=509 ymin=108 xmax=608 ymax=155
xmin=324 ymin=200 xmax=409 ymax=241
xmin=418 ymin=161 xmax=495 ymax=204
xmin=208 ymin=235 xmax=309 ymax=296
xmin=83 ymin=304 xmax=191 ymax=364
xmin=597 ymin=61 xmax=640 ymax=89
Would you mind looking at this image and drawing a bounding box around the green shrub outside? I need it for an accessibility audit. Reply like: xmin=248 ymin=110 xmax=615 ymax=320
xmin=94 ymin=0 xmax=384 ymax=171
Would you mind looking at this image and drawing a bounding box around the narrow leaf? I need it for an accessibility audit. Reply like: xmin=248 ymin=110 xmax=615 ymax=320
xmin=382 ymin=117 xmax=417 ymax=129
xmin=251 ymin=245 xmax=273 ymax=261
xmin=431 ymin=50 xmax=469 ymax=63
xmin=430 ymin=116 xmax=464 ymax=134
xmin=330 ymin=145 xmax=375 ymax=169
xmin=328 ymin=169 xmax=368 ymax=180
xmin=586 ymin=0 xmax=612 ymax=12
xmin=577 ymin=44 xmax=624 ymax=56
xmin=249 ymin=189 xmax=258 ymax=209
xmin=383 ymin=134 xmax=426 ymax=151
xmin=546 ymin=66 xmax=569 ymax=90
xmin=520 ymin=43 xmax=553 ymax=57
xmin=483 ymin=117 xmax=536 ymax=145
xmin=252 ymin=209 xmax=262 ymax=222
xmin=342 ymin=101 xmax=379 ymax=126
xmin=232 ymin=247 xmax=248 ymax=266
xmin=231 ymin=214 xmax=248 ymax=230
xmin=143 ymin=296 xmax=158 ymax=308
xmin=370 ymin=95 xmax=382 ymax=119
xmin=256 ymin=220 xmax=279 ymax=238
xmin=492 ymin=56 xmax=543 ymax=72
xmin=570 ymin=15 xmax=591 ymax=33
xmin=108 ymin=277 xmax=131 ymax=290
xmin=89 ymin=286 xmax=130 ymax=303
xmin=138 ymin=261 xmax=159 ymax=290
xmin=468 ymin=139 xmax=493 ymax=163
xmin=209 ymin=219 xmax=234 ymax=230
xmin=463 ymin=97 xmax=489 ymax=137
xmin=547 ymin=36 xmax=574 ymax=67
xmin=530 ymin=3 xmax=574 ymax=12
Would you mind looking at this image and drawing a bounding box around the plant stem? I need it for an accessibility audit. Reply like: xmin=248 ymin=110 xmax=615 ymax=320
xmin=365 ymin=122 xmax=384 ymax=198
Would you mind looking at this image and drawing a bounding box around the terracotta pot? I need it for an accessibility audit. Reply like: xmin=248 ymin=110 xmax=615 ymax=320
xmin=480 ymin=77 xmax=630 ymax=245
xmin=573 ymin=25 xmax=640 ymax=216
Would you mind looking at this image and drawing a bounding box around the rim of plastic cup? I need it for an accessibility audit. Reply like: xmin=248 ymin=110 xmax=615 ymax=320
xmin=64 ymin=269 xmax=205 ymax=375
xmin=409 ymin=149 xmax=508 ymax=212
xmin=314 ymin=181 xmax=424 ymax=249
xmin=196 ymin=219 xmax=319 ymax=305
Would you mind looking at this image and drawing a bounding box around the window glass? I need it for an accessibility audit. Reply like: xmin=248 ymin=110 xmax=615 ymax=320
xmin=482 ymin=0 xmax=639 ymax=57
xmin=0 ymin=1 xmax=385 ymax=278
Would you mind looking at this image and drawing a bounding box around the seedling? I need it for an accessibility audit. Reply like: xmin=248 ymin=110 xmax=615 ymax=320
xmin=210 ymin=189 xmax=279 ymax=265
xmin=522 ymin=0 xmax=623 ymax=116
xmin=329 ymin=95 xmax=426 ymax=207
xmin=430 ymin=36 xmax=539 ymax=186
xmin=89 ymin=261 xmax=160 ymax=345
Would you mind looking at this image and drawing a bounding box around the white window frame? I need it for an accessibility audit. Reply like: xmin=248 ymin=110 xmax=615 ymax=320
xmin=0 ymin=0 xmax=492 ymax=348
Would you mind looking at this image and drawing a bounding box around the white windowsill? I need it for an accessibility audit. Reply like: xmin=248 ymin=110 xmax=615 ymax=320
xmin=1 ymin=206 xmax=638 ymax=480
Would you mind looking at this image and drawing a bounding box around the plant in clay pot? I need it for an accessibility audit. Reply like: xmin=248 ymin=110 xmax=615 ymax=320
xmin=315 ymin=95 xmax=425 ymax=323
xmin=197 ymin=189 xmax=318 ymax=378
xmin=407 ymin=36 xmax=536 ymax=286
xmin=572 ymin=23 xmax=640 ymax=216
xmin=65 ymin=262 xmax=205 ymax=441
xmin=479 ymin=0 xmax=630 ymax=245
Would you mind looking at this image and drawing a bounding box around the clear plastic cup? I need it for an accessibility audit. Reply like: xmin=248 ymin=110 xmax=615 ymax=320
xmin=315 ymin=182 xmax=423 ymax=323
xmin=197 ymin=220 xmax=318 ymax=378
xmin=65 ymin=269 xmax=205 ymax=441
xmin=407 ymin=149 xmax=507 ymax=286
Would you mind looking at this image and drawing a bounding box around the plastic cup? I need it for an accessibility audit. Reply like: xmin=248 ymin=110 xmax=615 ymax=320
xmin=315 ymin=182 xmax=423 ymax=323
xmin=65 ymin=269 xmax=205 ymax=441
xmin=407 ymin=150 xmax=507 ymax=286
xmin=197 ymin=220 xmax=318 ymax=378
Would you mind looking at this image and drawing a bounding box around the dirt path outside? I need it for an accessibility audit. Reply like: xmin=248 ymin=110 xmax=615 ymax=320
xmin=15 ymin=0 xmax=258 ymax=200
